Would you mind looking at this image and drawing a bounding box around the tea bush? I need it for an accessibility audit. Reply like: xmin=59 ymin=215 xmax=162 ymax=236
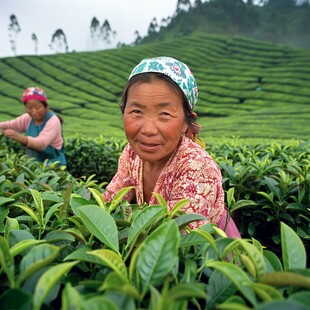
xmin=0 ymin=147 xmax=309 ymax=309
xmin=1 ymin=33 xmax=309 ymax=141
xmin=1 ymin=135 xmax=309 ymax=263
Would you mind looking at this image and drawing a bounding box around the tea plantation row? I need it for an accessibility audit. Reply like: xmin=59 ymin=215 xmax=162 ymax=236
xmin=2 ymin=134 xmax=309 ymax=256
xmin=0 ymin=136 xmax=309 ymax=309
xmin=0 ymin=32 xmax=309 ymax=141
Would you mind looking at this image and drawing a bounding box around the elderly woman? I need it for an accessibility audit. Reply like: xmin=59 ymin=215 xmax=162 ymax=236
xmin=0 ymin=87 xmax=66 ymax=166
xmin=103 ymin=56 xmax=240 ymax=237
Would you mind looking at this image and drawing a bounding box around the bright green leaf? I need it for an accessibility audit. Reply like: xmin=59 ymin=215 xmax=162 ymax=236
xmin=33 ymin=261 xmax=78 ymax=310
xmin=79 ymin=205 xmax=119 ymax=253
xmin=281 ymin=222 xmax=306 ymax=270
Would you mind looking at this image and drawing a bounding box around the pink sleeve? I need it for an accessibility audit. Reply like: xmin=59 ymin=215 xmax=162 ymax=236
xmin=102 ymin=144 xmax=136 ymax=202
xmin=0 ymin=114 xmax=31 ymax=132
xmin=27 ymin=115 xmax=64 ymax=151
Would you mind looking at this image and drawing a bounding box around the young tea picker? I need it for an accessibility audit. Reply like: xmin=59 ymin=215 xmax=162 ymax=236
xmin=102 ymin=56 xmax=240 ymax=237
xmin=0 ymin=87 xmax=66 ymax=166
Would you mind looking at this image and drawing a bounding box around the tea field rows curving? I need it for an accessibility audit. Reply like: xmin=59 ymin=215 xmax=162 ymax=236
xmin=0 ymin=32 xmax=309 ymax=141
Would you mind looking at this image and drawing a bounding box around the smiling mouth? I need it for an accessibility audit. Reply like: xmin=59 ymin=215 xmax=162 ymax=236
xmin=142 ymin=143 xmax=158 ymax=147
xmin=139 ymin=142 xmax=160 ymax=151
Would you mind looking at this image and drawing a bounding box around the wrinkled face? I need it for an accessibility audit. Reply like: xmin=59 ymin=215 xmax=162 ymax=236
xmin=25 ymin=100 xmax=47 ymax=123
xmin=124 ymin=78 xmax=188 ymax=166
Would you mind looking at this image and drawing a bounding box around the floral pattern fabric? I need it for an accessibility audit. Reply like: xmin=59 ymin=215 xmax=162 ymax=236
xmin=103 ymin=135 xmax=224 ymax=229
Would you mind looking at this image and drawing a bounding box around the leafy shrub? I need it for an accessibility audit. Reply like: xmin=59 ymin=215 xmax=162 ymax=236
xmin=64 ymin=136 xmax=126 ymax=185
xmin=1 ymin=135 xmax=309 ymax=265
xmin=0 ymin=179 xmax=309 ymax=309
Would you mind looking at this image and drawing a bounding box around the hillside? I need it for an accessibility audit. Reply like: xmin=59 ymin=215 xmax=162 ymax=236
xmin=141 ymin=0 xmax=310 ymax=49
xmin=0 ymin=32 xmax=309 ymax=141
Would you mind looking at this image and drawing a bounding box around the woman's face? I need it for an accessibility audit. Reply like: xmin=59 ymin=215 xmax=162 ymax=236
xmin=25 ymin=100 xmax=47 ymax=123
xmin=124 ymin=78 xmax=188 ymax=166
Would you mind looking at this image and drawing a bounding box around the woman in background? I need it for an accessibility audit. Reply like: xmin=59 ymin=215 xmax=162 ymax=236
xmin=0 ymin=86 xmax=66 ymax=166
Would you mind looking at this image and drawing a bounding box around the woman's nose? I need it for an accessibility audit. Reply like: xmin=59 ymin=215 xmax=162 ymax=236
xmin=140 ymin=117 xmax=158 ymax=135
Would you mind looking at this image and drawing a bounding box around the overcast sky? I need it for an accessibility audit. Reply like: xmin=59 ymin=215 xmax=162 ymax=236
xmin=0 ymin=0 xmax=179 ymax=58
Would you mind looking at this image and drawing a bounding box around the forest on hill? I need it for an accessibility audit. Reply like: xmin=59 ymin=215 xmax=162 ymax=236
xmin=139 ymin=0 xmax=310 ymax=49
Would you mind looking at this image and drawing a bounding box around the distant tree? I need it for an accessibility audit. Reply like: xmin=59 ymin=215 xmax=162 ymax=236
xmin=49 ymin=29 xmax=69 ymax=53
xmin=160 ymin=17 xmax=171 ymax=28
xmin=31 ymin=33 xmax=38 ymax=55
xmin=101 ymin=19 xmax=116 ymax=46
xmin=133 ymin=30 xmax=142 ymax=45
xmin=8 ymin=14 xmax=21 ymax=56
xmin=193 ymin=0 xmax=203 ymax=8
xmin=117 ymin=42 xmax=127 ymax=48
xmin=176 ymin=0 xmax=192 ymax=14
xmin=147 ymin=18 xmax=159 ymax=35
xmin=90 ymin=17 xmax=100 ymax=50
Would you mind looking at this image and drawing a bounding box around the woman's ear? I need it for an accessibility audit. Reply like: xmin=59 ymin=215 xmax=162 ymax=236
xmin=182 ymin=122 xmax=188 ymax=134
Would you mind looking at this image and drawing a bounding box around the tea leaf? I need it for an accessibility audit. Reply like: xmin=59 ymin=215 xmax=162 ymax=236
xmin=44 ymin=202 xmax=63 ymax=226
xmin=126 ymin=205 xmax=166 ymax=248
xmin=136 ymin=221 xmax=180 ymax=289
xmin=0 ymin=236 xmax=15 ymax=288
xmin=29 ymin=189 xmax=44 ymax=222
xmin=10 ymin=239 xmax=45 ymax=257
xmin=230 ymin=200 xmax=256 ymax=212
xmin=153 ymin=192 xmax=168 ymax=210
xmin=64 ymin=247 xmax=105 ymax=264
xmin=60 ymin=181 xmax=75 ymax=218
xmin=109 ymin=186 xmax=135 ymax=213
xmin=81 ymin=296 xmax=118 ymax=310
xmin=207 ymin=269 xmax=237 ymax=309
xmin=17 ymin=164 xmax=36 ymax=179
xmin=18 ymin=244 xmax=60 ymax=285
xmin=168 ymin=283 xmax=207 ymax=300
xmin=33 ymin=261 xmax=78 ymax=310
xmin=79 ymin=205 xmax=119 ymax=253
xmin=169 ymin=198 xmax=190 ymax=219
xmin=206 ymin=261 xmax=256 ymax=306
xmin=281 ymin=222 xmax=306 ymax=270
xmin=13 ymin=203 xmax=40 ymax=225
xmin=88 ymin=187 xmax=106 ymax=209
xmin=174 ymin=213 xmax=207 ymax=230
xmin=65 ymin=228 xmax=87 ymax=244
xmin=227 ymin=187 xmax=235 ymax=208
xmin=61 ymin=282 xmax=82 ymax=310
xmin=237 ymin=239 xmax=267 ymax=279
xmin=260 ymin=271 xmax=310 ymax=289
xmin=89 ymin=249 xmax=128 ymax=282
xmin=5 ymin=217 xmax=19 ymax=239
xmin=251 ymin=282 xmax=284 ymax=301
xmin=0 ymin=197 xmax=15 ymax=207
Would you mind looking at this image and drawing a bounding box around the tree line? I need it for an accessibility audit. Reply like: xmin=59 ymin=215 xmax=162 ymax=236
xmin=7 ymin=0 xmax=310 ymax=56
xmin=7 ymin=14 xmax=118 ymax=56
xmin=140 ymin=0 xmax=310 ymax=48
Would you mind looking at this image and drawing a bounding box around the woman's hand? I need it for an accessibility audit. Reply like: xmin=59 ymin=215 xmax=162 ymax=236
xmin=3 ymin=129 xmax=28 ymax=146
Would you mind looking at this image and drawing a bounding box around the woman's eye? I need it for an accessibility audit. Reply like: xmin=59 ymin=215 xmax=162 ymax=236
xmin=132 ymin=109 xmax=142 ymax=114
xmin=161 ymin=112 xmax=171 ymax=116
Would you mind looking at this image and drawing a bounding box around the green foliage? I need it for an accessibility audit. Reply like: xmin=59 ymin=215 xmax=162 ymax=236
xmin=0 ymin=185 xmax=309 ymax=308
xmin=64 ymin=136 xmax=127 ymax=184
xmin=0 ymin=136 xmax=309 ymax=309
xmin=0 ymin=33 xmax=309 ymax=142
xmin=1 ymin=134 xmax=309 ymax=257
xmin=142 ymin=0 xmax=310 ymax=49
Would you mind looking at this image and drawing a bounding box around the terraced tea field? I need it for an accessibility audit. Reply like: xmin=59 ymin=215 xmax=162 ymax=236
xmin=0 ymin=32 xmax=309 ymax=141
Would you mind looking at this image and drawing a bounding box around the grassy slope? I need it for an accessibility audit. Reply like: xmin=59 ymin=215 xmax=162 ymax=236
xmin=0 ymin=32 xmax=309 ymax=142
